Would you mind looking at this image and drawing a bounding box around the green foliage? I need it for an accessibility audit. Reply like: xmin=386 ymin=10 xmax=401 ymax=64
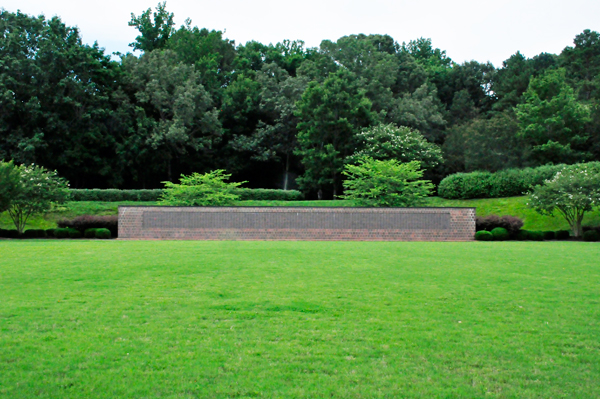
xmin=160 ymin=170 xmax=245 ymax=206
xmin=474 ymin=230 xmax=493 ymax=241
xmin=67 ymin=228 xmax=82 ymax=239
xmin=0 ymin=160 xmax=21 ymax=213
xmin=438 ymin=164 xmax=567 ymax=199
xmin=515 ymin=230 xmax=531 ymax=241
xmin=555 ymin=230 xmax=571 ymax=240
xmin=347 ymin=124 xmax=443 ymax=170
xmin=582 ymin=230 xmax=600 ymax=241
xmin=529 ymin=162 xmax=600 ymax=237
xmin=7 ymin=164 xmax=69 ymax=234
xmin=542 ymin=231 xmax=556 ymax=240
xmin=128 ymin=2 xmax=174 ymax=53
xmin=95 ymin=228 xmax=112 ymax=239
xmin=233 ymin=189 xmax=303 ymax=201
xmin=84 ymin=228 xmax=98 ymax=239
xmin=69 ymin=189 xmax=164 ymax=202
xmin=45 ymin=228 xmax=56 ymax=237
xmin=54 ymin=228 xmax=70 ymax=239
xmin=295 ymin=69 xmax=376 ymax=197
xmin=342 ymin=158 xmax=434 ymax=207
xmin=490 ymin=227 xmax=510 ymax=241
xmin=516 ymin=68 xmax=591 ymax=164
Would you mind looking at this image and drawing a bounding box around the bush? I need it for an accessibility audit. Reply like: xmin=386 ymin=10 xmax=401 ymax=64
xmin=58 ymin=215 xmax=118 ymax=238
xmin=491 ymin=227 xmax=510 ymax=241
xmin=516 ymin=230 xmax=531 ymax=241
xmin=542 ymin=231 xmax=556 ymax=240
xmin=528 ymin=231 xmax=545 ymax=241
xmin=476 ymin=215 xmax=523 ymax=235
xmin=233 ymin=188 xmax=303 ymax=201
xmin=54 ymin=228 xmax=70 ymax=239
xmin=438 ymin=164 xmax=567 ymax=199
xmin=475 ymin=231 xmax=493 ymax=241
xmin=84 ymin=228 xmax=98 ymax=238
xmin=0 ymin=229 xmax=19 ymax=238
xmin=67 ymin=228 xmax=82 ymax=238
xmin=160 ymin=170 xmax=245 ymax=206
xmin=555 ymin=230 xmax=571 ymax=240
xmin=46 ymin=228 xmax=56 ymax=237
xmin=22 ymin=229 xmax=47 ymax=238
xmin=95 ymin=228 xmax=112 ymax=239
xmin=69 ymin=189 xmax=163 ymax=202
xmin=583 ymin=230 xmax=600 ymax=242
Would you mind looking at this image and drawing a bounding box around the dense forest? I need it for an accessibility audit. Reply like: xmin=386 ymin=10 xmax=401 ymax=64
xmin=1 ymin=4 xmax=599 ymax=198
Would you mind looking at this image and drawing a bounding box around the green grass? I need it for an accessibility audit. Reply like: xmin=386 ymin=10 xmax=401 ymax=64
xmin=1 ymin=241 xmax=599 ymax=398
xmin=1 ymin=196 xmax=599 ymax=231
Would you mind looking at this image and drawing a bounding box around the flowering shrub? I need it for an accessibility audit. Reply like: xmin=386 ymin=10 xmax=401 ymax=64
xmin=7 ymin=164 xmax=69 ymax=234
xmin=528 ymin=162 xmax=600 ymax=237
xmin=160 ymin=170 xmax=245 ymax=206
xmin=347 ymin=124 xmax=443 ymax=170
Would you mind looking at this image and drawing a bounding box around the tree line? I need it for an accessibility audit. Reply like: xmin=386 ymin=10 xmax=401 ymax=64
xmin=1 ymin=4 xmax=599 ymax=198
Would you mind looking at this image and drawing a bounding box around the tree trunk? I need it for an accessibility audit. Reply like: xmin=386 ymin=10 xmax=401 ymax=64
xmin=317 ymin=188 xmax=323 ymax=200
xmin=167 ymin=158 xmax=172 ymax=182
xmin=283 ymin=153 xmax=290 ymax=191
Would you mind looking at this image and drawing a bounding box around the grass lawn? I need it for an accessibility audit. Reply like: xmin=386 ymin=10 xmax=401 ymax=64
xmin=1 ymin=241 xmax=599 ymax=398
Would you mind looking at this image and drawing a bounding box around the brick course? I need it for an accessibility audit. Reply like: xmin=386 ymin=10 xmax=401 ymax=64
xmin=118 ymin=206 xmax=475 ymax=241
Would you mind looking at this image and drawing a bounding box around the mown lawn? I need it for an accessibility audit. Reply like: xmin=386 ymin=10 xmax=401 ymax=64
xmin=1 ymin=196 xmax=599 ymax=232
xmin=1 ymin=241 xmax=599 ymax=398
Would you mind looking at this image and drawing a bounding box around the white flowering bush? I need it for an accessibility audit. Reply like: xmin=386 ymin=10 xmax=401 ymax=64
xmin=0 ymin=160 xmax=21 ymax=213
xmin=528 ymin=162 xmax=600 ymax=237
xmin=347 ymin=124 xmax=443 ymax=170
xmin=7 ymin=164 xmax=70 ymax=234
xmin=342 ymin=157 xmax=434 ymax=207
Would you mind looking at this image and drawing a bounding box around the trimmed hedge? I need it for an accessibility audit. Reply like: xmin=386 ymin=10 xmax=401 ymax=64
xmin=23 ymin=229 xmax=47 ymax=238
xmin=476 ymin=215 xmax=523 ymax=235
xmin=58 ymin=215 xmax=118 ymax=238
xmin=583 ymin=230 xmax=600 ymax=242
xmin=95 ymin=228 xmax=112 ymax=239
xmin=555 ymin=230 xmax=571 ymax=240
xmin=84 ymin=228 xmax=98 ymax=238
xmin=0 ymin=229 xmax=19 ymax=238
xmin=67 ymin=228 xmax=82 ymax=238
xmin=68 ymin=188 xmax=304 ymax=202
xmin=542 ymin=231 xmax=556 ymax=240
xmin=54 ymin=228 xmax=70 ymax=239
xmin=438 ymin=164 xmax=567 ymax=199
xmin=475 ymin=231 xmax=493 ymax=241
xmin=491 ymin=227 xmax=509 ymax=241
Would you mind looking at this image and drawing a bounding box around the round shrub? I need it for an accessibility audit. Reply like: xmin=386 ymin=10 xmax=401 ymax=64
xmin=542 ymin=231 xmax=555 ymax=240
xmin=54 ymin=228 xmax=70 ymax=239
xmin=555 ymin=230 xmax=570 ymax=240
xmin=46 ymin=228 xmax=56 ymax=237
xmin=583 ymin=230 xmax=600 ymax=242
xmin=491 ymin=227 xmax=510 ymax=241
xmin=22 ymin=229 xmax=39 ymax=238
xmin=475 ymin=231 xmax=493 ymax=241
xmin=95 ymin=228 xmax=112 ymax=239
xmin=528 ymin=231 xmax=545 ymax=241
xmin=84 ymin=228 xmax=98 ymax=239
xmin=516 ymin=230 xmax=530 ymax=241
xmin=67 ymin=228 xmax=82 ymax=239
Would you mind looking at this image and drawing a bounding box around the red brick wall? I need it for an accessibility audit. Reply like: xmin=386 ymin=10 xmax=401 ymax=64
xmin=118 ymin=207 xmax=475 ymax=241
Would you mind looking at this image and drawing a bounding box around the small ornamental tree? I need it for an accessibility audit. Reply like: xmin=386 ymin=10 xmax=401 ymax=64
xmin=160 ymin=170 xmax=245 ymax=206
xmin=342 ymin=157 xmax=434 ymax=207
xmin=8 ymin=164 xmax=70 ymax=234
xmin=0 ymin=160 xmax=21 ymax=213
xmin=347 ymin=124 xmax=443 ymax=170
xmin=528 ymin=163 xmax=600 ymax=237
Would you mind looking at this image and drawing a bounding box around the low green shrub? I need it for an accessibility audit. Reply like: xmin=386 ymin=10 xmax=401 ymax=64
xmin=45 ymin=228 xmax=56 ymax=237
xmin=67 ymin=228 xmax=82 ymax=239
xmin=491 ymin=227 xmax=510 ymax=241
xmin=95 ymin=228 xmax=112 ymax=239
xmin=0 ymin=229 xmax=19 ymax=238
xmin=542 ymin=231 xmax=556 ymax=240
xmin=583 ymin=230 xmax=600 ymax=242
xmin=22 ymin=229 xmax=47 ymax=238
xmin=476 ymin=215 xmax=523 ymax=235
xmin=516 ymin=230 xmax=530 ymax=241
xmin=528 ymin=231 xmax=545 ymax=241
xmin=475 ymin=231 xmax=493 ymax=241
xmin=438 ymin=164 xmax=568 ymax=199
xmin=58 ymin=215 xmax=118 ymax=238
xmin=555 ymin=230 xmax=571 ymax=240
xmin=68 ymin=188 xmax=304 ymax=202
xmin=84 ymin=228 xmax=98 ymax=238
xmin=54 ymin=228 xmax=70 ymax=239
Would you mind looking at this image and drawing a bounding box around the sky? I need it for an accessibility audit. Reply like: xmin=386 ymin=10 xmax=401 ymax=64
xmin=4 ymin=0 xmax=600 ymax=67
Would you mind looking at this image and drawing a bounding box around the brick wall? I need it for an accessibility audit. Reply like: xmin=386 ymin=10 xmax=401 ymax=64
xmin=118 ymin=206 xmax=475 ymax=241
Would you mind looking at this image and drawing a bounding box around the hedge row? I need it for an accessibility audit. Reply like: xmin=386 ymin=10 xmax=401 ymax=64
xmin=475 ymin=229 xmax=573 ymax=241
xmin=438 ymin=164 xmax=568 ymax=199
xmin=68 ymin=188 xmax=304 ymax=202
xmin=58 ymin=215 xmax=118 ymax=237
xmin=0 ymin=227 xmax=111 ymax=239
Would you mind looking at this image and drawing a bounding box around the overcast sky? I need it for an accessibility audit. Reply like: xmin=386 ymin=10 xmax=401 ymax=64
xmin=4 ymin=0 xmax=599 ymax=67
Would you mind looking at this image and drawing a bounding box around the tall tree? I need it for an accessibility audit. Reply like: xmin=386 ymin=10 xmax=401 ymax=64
xmin=561 ymin=29 xmax=600 ymax=100
xmin=128 ymin=2 xmax=175 ymax=53
xmin=516 ymin=68 xmax=591 ymax=165
xmin=295 ymin=69 xmax=376 ymax=198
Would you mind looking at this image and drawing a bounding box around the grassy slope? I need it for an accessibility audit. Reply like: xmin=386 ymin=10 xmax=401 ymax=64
xmin=1 ymin=197 xmax=599 ymax=231
xmin=1 ymin=241 xmax=599 ymax=398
